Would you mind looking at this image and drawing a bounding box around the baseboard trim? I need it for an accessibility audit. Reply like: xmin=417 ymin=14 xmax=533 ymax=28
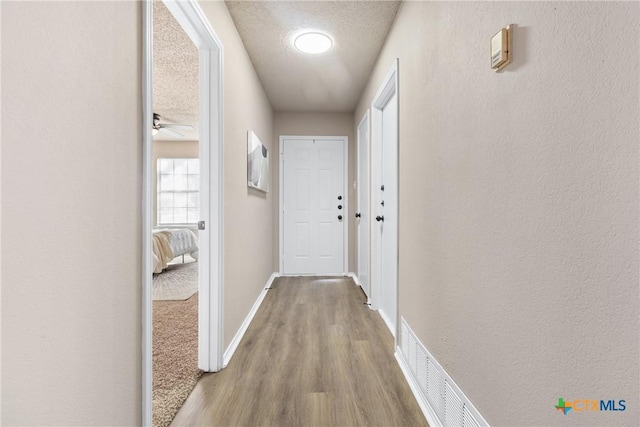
xmin=379 ymin=310 xmax=396 ymax=338
xmin=278 ymin=273 xmax=350 ymax=277
xmin=395 ymin=349 xmax=443 ymax=427
xmin=348 ymin=272 xmax=372 ymax=306
xmin=347 ymin=272 xmax=361 ymax=287
xmin=223 ymin=272 xmax=279 ymax=367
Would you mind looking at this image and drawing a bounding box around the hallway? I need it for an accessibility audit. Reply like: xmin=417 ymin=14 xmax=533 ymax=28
xmin=171 ymin=276 xmax=428 ymax=426
xmin=3 ymin=1 xmax=638 ymax=425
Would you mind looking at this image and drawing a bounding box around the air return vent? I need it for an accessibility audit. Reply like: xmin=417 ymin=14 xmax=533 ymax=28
xmin=416 ymin=345 xmax=428 ymax=397
xmin=464 ymin=405 xmax=482 ymax=427
xmin=398 ymin=318 xmax=490 ymax=427
xmin=426 ymin=357 xmax=444 ymax=419
xmin=408 ymin=329 xmax=417 ymax=375
xmin=444 ymin=381 xmax=464 ymax=426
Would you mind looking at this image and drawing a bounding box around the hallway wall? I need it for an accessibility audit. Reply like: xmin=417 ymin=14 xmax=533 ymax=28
xmin=272 ymin=112 xmax=356 ymax=272
xmin=355 ymin=2 xmax=639 ymax=425
xmin=2 ymin=1 xmax=142 ymax=424
xmin=199 ymin=1 xmax=274 ymax=350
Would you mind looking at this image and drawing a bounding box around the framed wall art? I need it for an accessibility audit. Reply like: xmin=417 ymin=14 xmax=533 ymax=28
xmin=247 ymin=130 xmax=269 ymax=192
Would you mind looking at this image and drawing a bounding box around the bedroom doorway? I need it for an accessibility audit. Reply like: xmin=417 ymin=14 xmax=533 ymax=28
xmin=143 ymin=0 xmax=224 ymax=425
xmin=151 ymin=3 xmax=203 ymax=426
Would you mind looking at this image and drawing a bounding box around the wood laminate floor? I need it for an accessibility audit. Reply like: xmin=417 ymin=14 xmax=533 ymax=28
xmin=171 ymin=276 xmax=428 ymax=427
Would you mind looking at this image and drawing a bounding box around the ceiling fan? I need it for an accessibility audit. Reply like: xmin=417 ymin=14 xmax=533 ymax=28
xmin=152 ymin=113 xmax=194 ymax=137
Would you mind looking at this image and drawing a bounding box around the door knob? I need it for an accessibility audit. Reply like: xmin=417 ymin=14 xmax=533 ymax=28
xmin=338 ymin=205 xmax=343 ymax=210
xmin=376 ymin=215 xmax=384 ymax=222
xmin=355 ymin=213 xmax=361 ymax=218
xmin=338 ymin=195 xmax=342 ymax=200
xmin=338 ymin=215 xmax=343 ymax=220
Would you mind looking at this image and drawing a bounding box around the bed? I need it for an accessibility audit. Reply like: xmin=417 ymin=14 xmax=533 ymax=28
xmin=152 ymin=229 xmax=199 ymax=274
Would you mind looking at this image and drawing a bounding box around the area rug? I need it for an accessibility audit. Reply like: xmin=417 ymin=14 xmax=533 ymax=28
xmin=153 ymin=261 xmax=198 ymax=301
xmin=153 ymin=293 xmax=202 ymax=427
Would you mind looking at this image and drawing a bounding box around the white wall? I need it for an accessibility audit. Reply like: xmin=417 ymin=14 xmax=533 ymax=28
xmin=2 ymin=1 xmax=141 ymax=424
xmin=199 ymin=1 xmax=275 ymax=350
xmin=272 ymin=112 xmax=356 ymax=272
xmin=355 ymin=2 xmax=639 ymax=425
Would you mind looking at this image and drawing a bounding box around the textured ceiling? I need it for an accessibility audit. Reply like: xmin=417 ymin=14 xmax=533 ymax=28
xmin=225 ymin=1 xmax=401 ymax=112
xmin=152 ymin=0 xmax=401 ymax=136
xmin=153 ymin=0 xmax=199 ymax=141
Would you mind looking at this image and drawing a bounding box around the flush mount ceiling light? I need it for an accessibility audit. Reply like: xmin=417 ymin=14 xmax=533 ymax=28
xmin=294 ymin=32 xmax=332 ymax=54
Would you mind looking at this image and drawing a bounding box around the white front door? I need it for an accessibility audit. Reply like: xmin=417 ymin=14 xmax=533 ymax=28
xmin=371 ymin=60 xmax=399 ymax=337
xmin=281 ymin=137 xmax=346 ymax=274
xmin=357 ymin=112 xmax=371 ymax=298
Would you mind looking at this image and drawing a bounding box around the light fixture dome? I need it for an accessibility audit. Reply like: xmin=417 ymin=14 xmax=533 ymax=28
xmin=294 ymin=32 xmax=332 ymax=54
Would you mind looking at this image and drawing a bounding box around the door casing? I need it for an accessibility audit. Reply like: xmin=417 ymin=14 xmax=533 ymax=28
xmin=279 ymin=135 xmax=349 ymax=275
xmin=142 ymin=0 xmax=224 ymax=424
xmin=356 ymin=111 xmax=371 ymax=299
xmin=370 ymin=59 xmax=399 ymax=340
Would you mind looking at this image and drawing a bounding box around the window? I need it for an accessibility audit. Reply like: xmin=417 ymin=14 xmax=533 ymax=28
xmin=157 ymin=158 xmax=199 ymax=225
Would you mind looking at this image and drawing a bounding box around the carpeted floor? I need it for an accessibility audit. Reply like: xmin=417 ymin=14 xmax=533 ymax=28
xmin=153 ymin=292 xmax=202 ymax=427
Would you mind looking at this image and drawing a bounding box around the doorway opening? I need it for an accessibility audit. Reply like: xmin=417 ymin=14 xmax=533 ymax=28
xmin=150 ymin=1 xmax=200 ymax=425
xmin=142 ymin=0 xmax=224 ymax=425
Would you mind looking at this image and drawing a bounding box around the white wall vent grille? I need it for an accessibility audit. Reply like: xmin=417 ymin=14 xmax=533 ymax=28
xmin=464 ymin=405 xmax=482 ymax=427
xmin=408 ymin=330 xmax=417 ymax=375
xmin=416 ymin=345 xmax=428 ymax=397
xmin=397 ymin=317 xmax=489 ymax=427
xmin=426 ymin=357 xmax=444 ymax=419
xmin=444 ymin=381 xmax=464 ymax=426
xmin=401 ymin=322 xmax=409 ymax=357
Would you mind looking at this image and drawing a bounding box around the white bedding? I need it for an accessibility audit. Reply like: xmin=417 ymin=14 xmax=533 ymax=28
xmin=152 ymin=229 xmax=199 ymax=273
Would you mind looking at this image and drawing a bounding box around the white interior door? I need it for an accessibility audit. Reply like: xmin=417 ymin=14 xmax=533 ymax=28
xmin=371 ymin=60 xmax=399 ymax=337
xmin=379 ymin=92 xmax=398 ymax=335
xmin=357 ymin=112 xmax=371 ymax=298
xmin=281 ymin=137 xmax=346 ymax=274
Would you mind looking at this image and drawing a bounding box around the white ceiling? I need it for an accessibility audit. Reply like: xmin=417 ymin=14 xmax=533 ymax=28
xmin=225 ymin=0 xmax=401 ymax=112
xmin=152 ymin=0 xmax=401 ymax=141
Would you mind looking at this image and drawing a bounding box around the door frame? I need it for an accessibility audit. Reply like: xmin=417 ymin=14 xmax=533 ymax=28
xmin=142 ymin=0 xmax=224 ymax=425
xmin=279 ymin=135 xmax=349 ymax=275
xmin=356 ymin=110 xmax=371 ymax=299
xmin=370 ymin=59 xmax=399 ymax=338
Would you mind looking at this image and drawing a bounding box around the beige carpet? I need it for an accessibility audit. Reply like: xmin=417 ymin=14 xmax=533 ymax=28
xmin=153 ymin=261 xmax=198 ymax=301
xmin=153 ymin=293 xmax=202 ymax=427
